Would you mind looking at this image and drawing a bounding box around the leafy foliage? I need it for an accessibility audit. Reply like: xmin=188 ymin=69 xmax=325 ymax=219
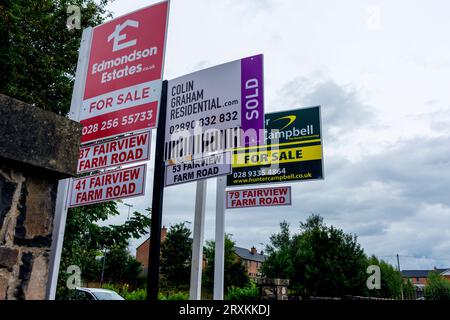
xmin=57 ymin=203 xmax=150 ymax=299
xmin=260 ymin=221 xmax=293 ymax=280
xmin=160 ymin=222 xmax=193 ymax=289
xmin=203 ymin=234 xmax=250 ymax=294
xmin=0 ymin=0 xmax=152 ymax=300
xmin=0 ymin=0 xmax=111 ymax=114
xmin=158 ymin=291 xmax=189 ymax=300
xmin=424 ymin=271 xmax=450 ymax=300
xmin=262 ymin=215 xmax=368 ymax=298
xmin=102 ymin=245 xmax=144 ymax=288
xmin=402 ymin=279 xmax=417 ymax=300
xmin=124 ymin=289 xmax=147 ymax=300
xmin=365 ymin=255 xmax=402 ymax=299
xmin=226 ymin=282 xmax=259 ymax=300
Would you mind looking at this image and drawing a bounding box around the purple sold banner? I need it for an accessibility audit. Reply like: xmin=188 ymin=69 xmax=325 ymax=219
xmin=241 ymin=54 xmax=264 ymax=146
xmin=165 ymin=54 xmax=265 ymax=161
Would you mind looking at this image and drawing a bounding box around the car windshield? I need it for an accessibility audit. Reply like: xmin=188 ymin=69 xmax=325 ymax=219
xmin=91 ymin=291 xmax=125 ymax=300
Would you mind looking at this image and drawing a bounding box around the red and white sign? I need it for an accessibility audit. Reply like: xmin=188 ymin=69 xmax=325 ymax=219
xmin=226 ymin=186 xmax=291 ymax=209
xmin=69 ymin=164 xmax=146 ymax=207
xmin=77 ymin=131 xmax=151 ymax=173
xmin=80 ymin=1 xmax=169 ymax=143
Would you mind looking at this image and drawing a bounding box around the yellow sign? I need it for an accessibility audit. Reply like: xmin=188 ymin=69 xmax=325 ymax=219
xmin=233 ymin=144 xmax=322 ymax=168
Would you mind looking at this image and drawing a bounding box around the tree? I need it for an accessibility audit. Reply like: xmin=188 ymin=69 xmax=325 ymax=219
xmin=365 ymin=255 xmax=402 ymax=299
xmin=102 ymin=244 xmax=144 ymax=288
xmin=261 ymin=221 xmax=293 ymax=280
xmin=0 ymin=0 xmax=152 ymax=299
xmin=262 ymin=214 xmax=367 ymax=298
xmin=424 ymin=271 xmax=450 ymax=300
xmin=0 ymin=0 xmax=110 ymax=114
xmin=203 ymin=234 xmax=250 ymax=294
xmin=160 ymin=223 xmax=192 ymax=289
xmin=57 ymin=203 xmax=150 ymax=298
xmin=402 ymin=278 xmax=417 ymax=300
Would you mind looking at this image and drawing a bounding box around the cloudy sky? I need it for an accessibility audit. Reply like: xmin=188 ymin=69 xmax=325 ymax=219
xmin=100 ymin=0 xmax=450 ymax=270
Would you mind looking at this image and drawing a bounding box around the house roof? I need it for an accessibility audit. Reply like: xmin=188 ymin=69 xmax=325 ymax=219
xmin=136 ymin=238 xmax=149 ymax=250
xmin=234 ymin=246 xmax=267 ymax=263
xmin=401 ymin=269 xmax=449 ymax=277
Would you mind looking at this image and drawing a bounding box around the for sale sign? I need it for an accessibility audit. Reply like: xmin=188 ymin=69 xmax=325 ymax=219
xmin=77 ymin=131 xmax=151 ymax=173
xmin=80 ymin=1 xmax=169 ymax=143
xmin=164 ymin=54 xmax=264 ymax=161
xmin=226 ymin=186 xmax=291 ymax=209
xmin=227 ymin=106 xmax=323 ymax=186
xmin=165 ymin=152 xmax=231 ymax=187
xmin=69 ymin=164 xmax=146 ymax=207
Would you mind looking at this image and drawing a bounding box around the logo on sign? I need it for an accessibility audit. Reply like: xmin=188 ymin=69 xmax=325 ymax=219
xmin=271 ymin=115 xmax=297 ymax=130
xmin=108 ymin=19 xmax=139 ymax=52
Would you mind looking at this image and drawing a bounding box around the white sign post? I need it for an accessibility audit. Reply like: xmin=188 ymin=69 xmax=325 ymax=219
xmin=46 ymin=27 xmax=93 ymax=300
xmin=213 ymin=176 xmax=227 ymax=300
xmin=189 ymin=180 xmax=207 ymax=300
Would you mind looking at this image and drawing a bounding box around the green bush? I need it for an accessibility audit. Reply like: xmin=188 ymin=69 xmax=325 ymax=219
xmin=101 ymin=283 xmax=128 ymax=297
xmin=124 ymin=289 xmax=147 ymax=300
xmin=100 ymin=283 xmax=146 ymax=300
xmin=226 ymin=283 xmax=259 ymax=300
xmin=424 ymin=272 xmax=450 ymax=300
xmin=158 ymin=291 xmax=189 ymax=300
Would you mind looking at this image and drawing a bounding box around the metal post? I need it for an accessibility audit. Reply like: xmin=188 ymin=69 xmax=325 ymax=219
xmin=147 ymin=80 xmax=168 ymax=301
xmin=46 ymin=27 xmax=93 ymax=300
xmin=397 ymin=254 xmax=404 ymax=300
xmin=189 ymin=180 xmax=207 ymax=300
xmin=213 ymin=176 xmax=226 ymax=300
xmin=124 ymin=203 xmax=133 ymax=220
xmin=100 ymin=249 xmax=107 ymax=287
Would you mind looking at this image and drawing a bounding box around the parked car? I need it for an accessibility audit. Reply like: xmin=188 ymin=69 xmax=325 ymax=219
xmin=71 ymin=287 xmax=125 ymax=300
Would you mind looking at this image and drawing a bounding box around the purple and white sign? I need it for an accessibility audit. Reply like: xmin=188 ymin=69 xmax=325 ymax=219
xmin=241 ymin=54 xmax=264 ymax=146
xmin=164 ymin=54 xmax=264 ymax=161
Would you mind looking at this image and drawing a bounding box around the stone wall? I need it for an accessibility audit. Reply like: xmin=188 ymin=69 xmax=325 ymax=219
xmin=0 ymin=94 xmax=81 ymax=299
xmin=257 ymin=278 xmax=290 ymax=300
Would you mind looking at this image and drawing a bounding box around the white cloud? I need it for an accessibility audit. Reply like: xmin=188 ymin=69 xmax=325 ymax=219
xmin=97 ymin=0 xmax=450 ymax=270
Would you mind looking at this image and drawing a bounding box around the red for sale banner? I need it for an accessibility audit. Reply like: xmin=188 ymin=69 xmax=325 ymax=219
xmin=80 ymin=1 xmax=169 ymax=143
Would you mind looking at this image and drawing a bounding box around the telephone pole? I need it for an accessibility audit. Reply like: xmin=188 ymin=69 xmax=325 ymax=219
xmin=124 ymin=203 xmax=133 ymax=220
xmin=100 ymin=249 xmax=107 ymax=287
xmin=397 ymin=254 xmax=404 ymax=300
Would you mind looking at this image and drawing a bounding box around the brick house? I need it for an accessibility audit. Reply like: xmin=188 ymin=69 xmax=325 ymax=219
xmin=401 ymin=268 xmax=450 ymax=286
xmin=135 ymin=226 xmax=167 ymax=275
xmin=135 ymin=231 xmax=267 ymax=278
xmin=234 ymin=246 xmax=267 ymax=278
